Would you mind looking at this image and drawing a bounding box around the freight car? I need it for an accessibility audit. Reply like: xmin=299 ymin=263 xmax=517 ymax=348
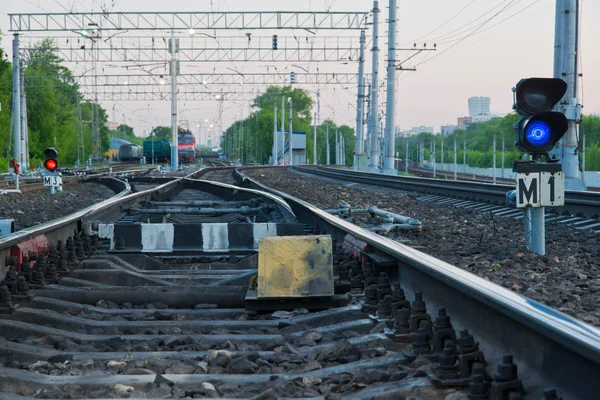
xmin=118 ymin=144 xmax=142 ymax=162
xmin=143 ymin=140 xmax=171 ymax=163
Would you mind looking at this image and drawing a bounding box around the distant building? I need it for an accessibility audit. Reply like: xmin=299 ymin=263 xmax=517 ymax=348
xmin=457 ymin=117 xmax=472 ymax=130
xmin=106 ymin=121 xmax=120 ymax=131
xmin=472 ymin=113 xmax=501 ymax=122
xmin=396 ymin=129 xmax=417 ymax=137
xmin=468 ymin=97 xmax=491 ymax=118
xmin=271 ymin=130 xmax=307 ymax=165
xmin=441 ymin=125 xmax=458 ymax=136
xmin=411 ymin=126 xmax=434 ymax=134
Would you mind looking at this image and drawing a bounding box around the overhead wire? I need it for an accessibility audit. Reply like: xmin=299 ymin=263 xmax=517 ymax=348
xmin=423 ymin=0 xmax=520 ymax=44
xmin=468 ymin=0 xmax=550 ymax=46
xmin=434 ymin=0 xmax=542 ymax=45
xmin=411 ymin=0 xmax=520 ymax=68
xmin=399 ymin=0 xmax=480 ymax=46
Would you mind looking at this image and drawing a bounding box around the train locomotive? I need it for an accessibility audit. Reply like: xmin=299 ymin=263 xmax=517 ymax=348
xmin=178 ymin=130 xmax=197 ymax=164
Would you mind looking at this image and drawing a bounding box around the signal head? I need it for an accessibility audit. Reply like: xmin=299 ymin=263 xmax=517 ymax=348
xmin=43 ymin=147 xmax=59 ymax=172
xmin=44 ymin=147 xmax=59 ymax=160
xmin=44 ymin=159 xmax=58 ymax=172
xmin=515 ymin=111 xmax=568 ymax=154
xmin=514 ymin=78 xmax=567 ymax=116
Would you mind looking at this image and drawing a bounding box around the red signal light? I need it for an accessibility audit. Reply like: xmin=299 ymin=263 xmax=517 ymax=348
xmin=44 ymin=159 xmax=58 ymax=172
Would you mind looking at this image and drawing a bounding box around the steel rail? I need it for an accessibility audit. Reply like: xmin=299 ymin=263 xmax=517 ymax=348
xmin=0 ymin=177 xmax=130 ymax=250
xmin=236 ymin=166 xmax=600 ymax=399
xmin=0 ymin=168 xmax=210 ymax=266
xmin=298 ymin=166 xmax=600 ymax=218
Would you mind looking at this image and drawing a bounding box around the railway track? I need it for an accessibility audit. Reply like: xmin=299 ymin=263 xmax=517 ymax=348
xmin=0 ymin=166 xmax=598 ymax=398
xmin=295 ymin=166 xmax=600 ymax=231
xmin=1 ymin=176 xmax=85 ymax=194
xmin=1 ymin=163 xmax=152 ymax=194
xmin=406 ymin=166 xmax=600 ymax=193
xmin=407 ymin=166 xmax=515 ymax=185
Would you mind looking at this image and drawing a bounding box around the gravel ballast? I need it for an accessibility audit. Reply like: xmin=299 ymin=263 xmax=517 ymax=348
xmin=245 ymin=167 xmax=600 ymax=327
xmin=0 ymin=182 xmax=118 ymax=231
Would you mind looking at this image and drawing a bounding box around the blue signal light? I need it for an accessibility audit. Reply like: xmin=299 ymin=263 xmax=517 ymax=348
xmin=525 ymin=120 xmax=552 ymax=147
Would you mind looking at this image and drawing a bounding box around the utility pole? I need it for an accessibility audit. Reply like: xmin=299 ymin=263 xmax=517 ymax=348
xmin=341 ymin=135 xmax=345 ymax=165
xmin=169 ymin=31 xmax=179 ymax=170
xmin=342 ymin=133 xmax=345 ymax=165
xmin=405 ymin=138 xmax=408 ymax=174
xmin=326 ymin=124 xmax=330 ymax=165
xmin=111 ymin=105 xmax=117 ymax=140
xmin=383 ymin=0 xmax=398 ymax=175
xmin=354 ymin=29 xmax=366 ymax=171
xmin=368 ymin=0 xmax=380 ymax=173
xmin=313 ymin=112 xmax=317 ymax=165
xmin=453 ymin=138 xmax=457 ymax=180
xmin=281 ymin=96 xmax=285 ymax=165
xmin=432 ymin=139 xmax=436 ymax=178
xmin=441 ymin=138 xmax=444 ymax=170
xmin=92 ymin=35 xmax=100 ymax=162
xmin=12 ymin=34 xmax=21 ymax=168
xmin=552 ymin=0 xmax=585 ymax=190
xmin=379 ymin=115 xmax=385 ymax=170
xmin=317 ymin=90 xmax=321 ymax=126
xmin=463 ymin=135 xmax=467 ymax=173
xmin=335 ymin=130 xmax=339 ymax=165
xmin=501 ymin=137 xmax=505 ymax=179
xmin=241 ymin=115 xmax=245 ymax=164
xmin=19 ymin=58 xmax=29 ymax=171
xmin=493 ymin=135 xmax=497 ymax=184
xmin=365 ymin=84 xmax=372 ymax=158
xmin=273 ymin=102 xmax=278 ymax=165
xmin=288 ymin=98 xmax=293 ymax=166
xmin=582 ymin=133 xmax=586 ymax=173
xmin=77 ymin=101 xmax=83 ymax=166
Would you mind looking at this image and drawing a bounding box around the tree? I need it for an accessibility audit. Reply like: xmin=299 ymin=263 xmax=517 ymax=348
xmin=223 ymin=85 xmax=326 ymax=163
xmin=0 ymin=32 xmax=12 ymax=170
xmin=117 ymin=124 xmax=134 ymax=137
xmin=116 ymin=124 xmax=142 ymax=145
xmin=149 ymin=126 xmax=172 ymax=141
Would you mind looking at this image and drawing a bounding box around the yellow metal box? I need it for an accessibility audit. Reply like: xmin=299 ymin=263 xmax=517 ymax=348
xmin=257 ymin=235 xmax=334 ymax=298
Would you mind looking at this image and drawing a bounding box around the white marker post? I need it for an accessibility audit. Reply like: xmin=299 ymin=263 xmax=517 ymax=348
xmin=515 ymin=161 xmax=565 ymax=255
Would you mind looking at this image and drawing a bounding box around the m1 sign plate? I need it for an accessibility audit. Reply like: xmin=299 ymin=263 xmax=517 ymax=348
xmin=540 ymin=171 xmax=565 ymax=206
xmin=516 ymin=172 xmax=564 ymax=208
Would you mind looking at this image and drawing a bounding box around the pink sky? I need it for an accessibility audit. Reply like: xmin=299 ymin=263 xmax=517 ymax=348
xmin=2 ymin=0 xmax=598 ymax=141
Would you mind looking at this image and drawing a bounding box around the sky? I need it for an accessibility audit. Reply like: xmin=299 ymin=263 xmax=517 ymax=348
xmin=1 ymin=0 xmax=599 ymax=144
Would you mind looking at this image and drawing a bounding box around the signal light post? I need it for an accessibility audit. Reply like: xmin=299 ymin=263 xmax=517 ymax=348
xmin=512 ymin=78 xmax=568 ymax=255
xmin=43 ymin=147 xmax=61 ymax=195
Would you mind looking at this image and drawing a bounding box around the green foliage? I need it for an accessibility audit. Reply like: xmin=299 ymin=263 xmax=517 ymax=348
xmin=150 ymin=126 xmax=172 ymax=142
xmin=222 ymin=86 xmax=354 ymax=165
xmin=0 ymin=36 xmax=111 ymax=171
xmin=115 ymin=124 xmax=142 ymax=145
xmin=396 ymin=113 xmax=600 ymax=171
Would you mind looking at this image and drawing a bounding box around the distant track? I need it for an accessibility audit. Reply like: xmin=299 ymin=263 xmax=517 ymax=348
xmin=295 ymin=166 xmax=600 ymax=219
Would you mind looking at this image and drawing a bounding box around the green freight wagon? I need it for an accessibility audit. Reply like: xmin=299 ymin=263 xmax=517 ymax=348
xmin=143 ymin=140 xmax=171 ymax=163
